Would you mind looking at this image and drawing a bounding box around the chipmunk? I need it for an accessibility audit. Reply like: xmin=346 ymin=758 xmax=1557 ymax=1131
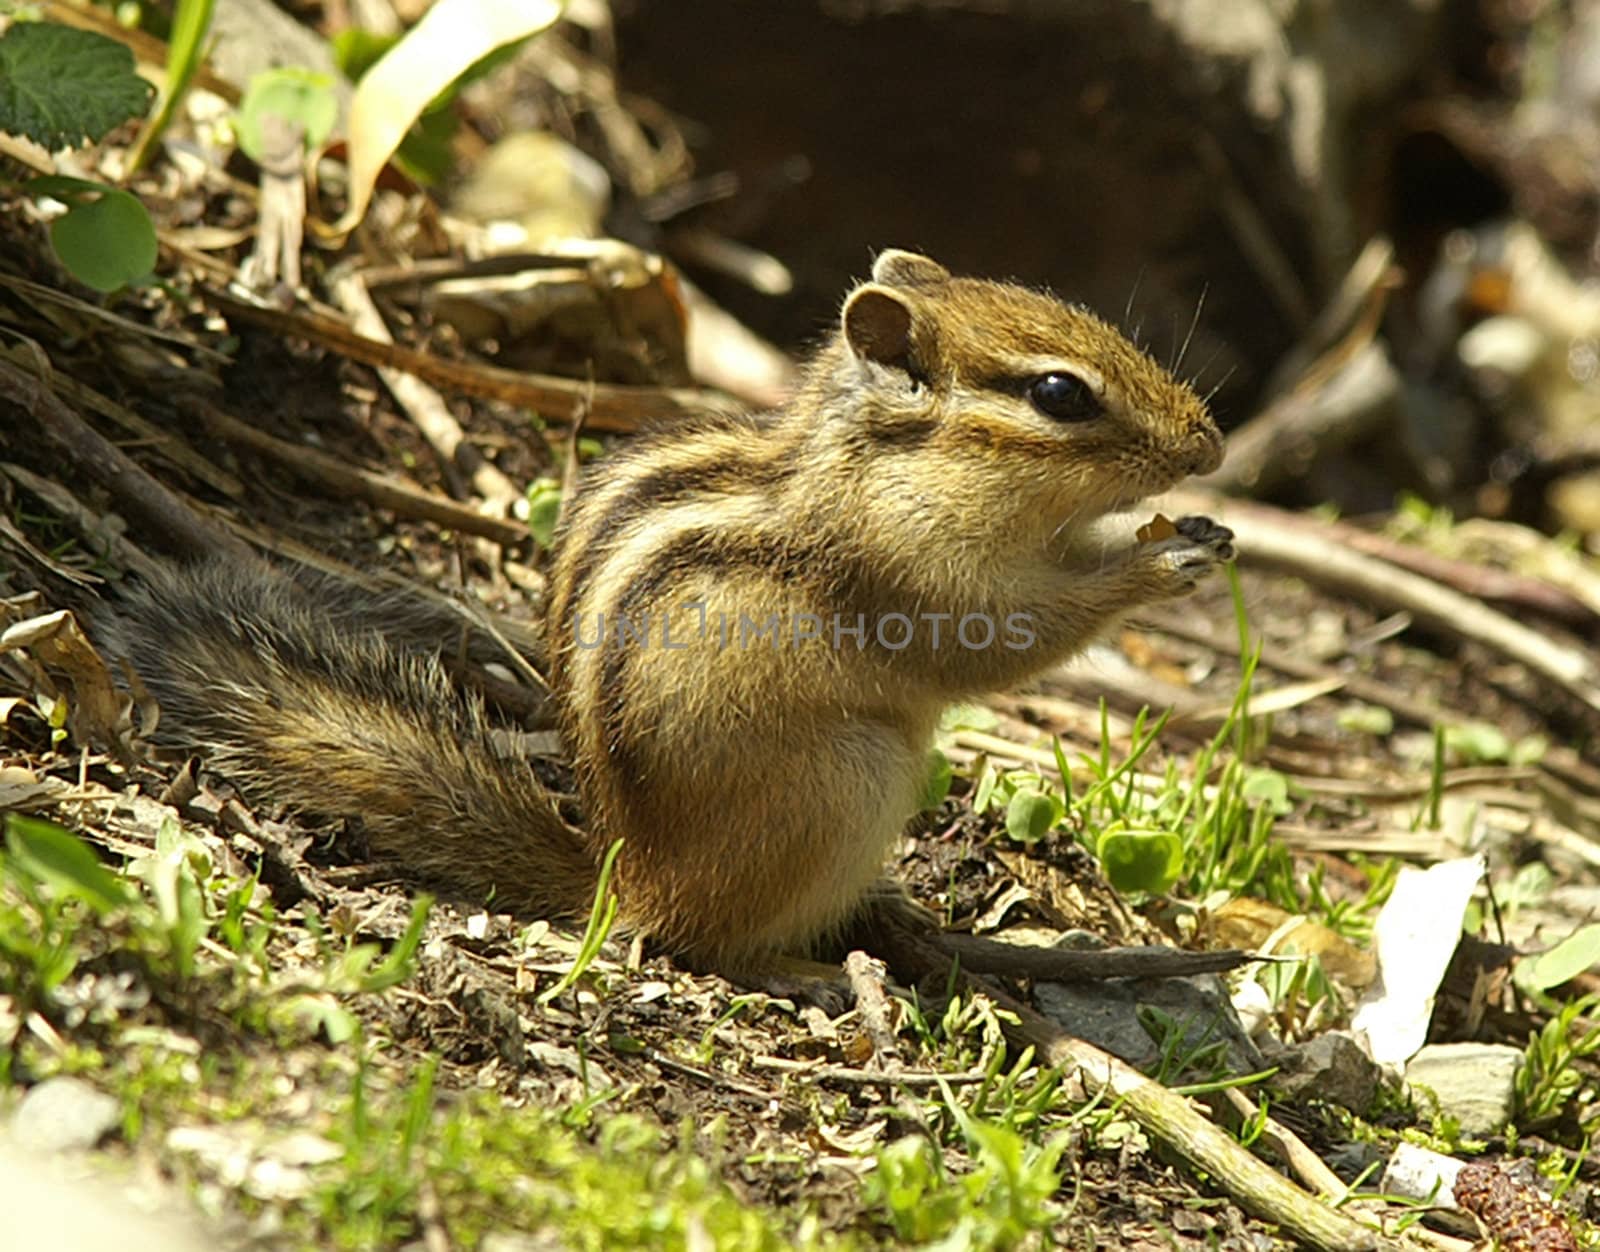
xmin=102 ymin=249 xmax=1232 ymax=977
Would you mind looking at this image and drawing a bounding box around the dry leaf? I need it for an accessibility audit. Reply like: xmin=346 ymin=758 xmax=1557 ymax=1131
xmin=1212 ymin=896 xmax=1377 ymax=988
xmin=334 ymin=0 xmax=563 ymax=235
xmin=0 ymin=609 xmax=134 ymax=755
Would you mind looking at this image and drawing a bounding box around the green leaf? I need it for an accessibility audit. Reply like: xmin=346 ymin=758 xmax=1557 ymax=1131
xmin=359 ymin=896 xmax=431 ymax=993
xmin=525 ymin=477 xmax=563 ymax=548
xmin=126 ymin=0 xmax=215 ymax=173
xmin=331 ymin=27 xmax=398 ymax=81
xmin=237 ymin=67 xmax=339 ymax=162
xmin=1004 ymin=788 xmax=1062 ymax=844
xmin=0 ymin=23 xmax=154 ymax=149
xmin=130 ymin=817 xmax=213 ymax=978
xmin=972 ymin=763 xmax=998 ymax=814
xmin=394 ymin=104 xmax=457 ymax=186
xmin=1509 ymin=733 xmax=1548 ymax=767
xmin=1097 ymin=828 xmax=1184 ymax=895
xmin=1515 ymin=923 xmax=1600 ymax=996
xmin=1445 ymin=721 xmax=1510 ymax=764
xmin=939 ymin=703 xmax=999 ymax=733
xmin=1336 ymin=704 xmax=1393 ymax=737
xmin=286 ymin=993 xmax=360 ymax=1044
xmin=5 ymin=813 xmax=132 ymax=916
xmin=39 ymin=181 xmax=158 ymax=292
xmin=1240 ymin=767 xmax=1292 ymax=815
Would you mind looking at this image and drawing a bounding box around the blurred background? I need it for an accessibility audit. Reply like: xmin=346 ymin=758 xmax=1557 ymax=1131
xmin=590 ymin=0 xmax=1600 ymax=535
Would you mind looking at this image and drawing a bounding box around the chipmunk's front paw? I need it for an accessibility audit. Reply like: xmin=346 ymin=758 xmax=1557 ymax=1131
xmin=1144 ymin=514 xmax=1235 ymax=595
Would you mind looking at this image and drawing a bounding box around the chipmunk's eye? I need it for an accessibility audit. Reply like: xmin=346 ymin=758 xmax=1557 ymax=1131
xmin=1029 ymin=371 xmax=1099 ymax=422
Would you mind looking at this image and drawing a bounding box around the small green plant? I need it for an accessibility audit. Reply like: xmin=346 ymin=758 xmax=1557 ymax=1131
xmin=920 ymin=747 xmax=954 ymax=810
xmin=866 ymin=1078 xmax=1071 ymax=1248
xmin=1095 ymin=819 xmax=1184 ymax=895
xmin=320 ymin=1045 xmax=439 ymax=1246
xmin=1441 ymin=720 xmax=1548 ymax=767
xmin=1516 ymin=992 xmax=1600 ymax=1130
xmin=0 ymin=20 xmax=162 ymax=292
xmin=236 ymin=67 xmax=339 ymax=162
xmin=1254 ymin=950 xmax=1345 ymax=1037
xmin=898 ymin=987 xmax=1010 ymax=1076
xmin=276 ymin=895 xmax=431 ymax=1043
xmin=1389 ymin=492 xmax=1455 ymax=538
xmin=524 ymin=476 xmax=563 ymax=547
xmin=1515 ymin=924 xmax=1600 ymax=1000
xmin=1138 ymin=1005 xmax=1232 ymax=1086
xmin=967 ymin=1046 xmax=1069 ymax=1135
xmin=537 ymin=837 xmax=623 ymax=1005
xmin=1337 ymin=704 xmax=1394 ymax=737
xmin=25 ymin=174 xmax=159 ymax=293
xmin=126 ymin=815 xmax=210 ymax=979
xmin=5 ymin=811 xmax=133 ymax=917
xmin=1004 ymin=784 xmax=1064 ymax=844
xmin=126 ymin=0 xmax=215 ymax=172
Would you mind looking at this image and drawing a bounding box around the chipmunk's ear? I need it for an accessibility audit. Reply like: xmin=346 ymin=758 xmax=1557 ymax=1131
xmin=842 ymin=284 xmax=915 ymax=371
xmin=871 ymin=249 xmax=950 ymax=288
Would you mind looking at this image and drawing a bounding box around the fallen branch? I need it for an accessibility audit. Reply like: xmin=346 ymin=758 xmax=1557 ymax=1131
xmin=1215 ymin=1089 xmax=1476 ymax=1252
xmin=180 ymin=399 xmax=530 ymax=548
xmin=0 ymin=462 xmax=162 ymax=580
xmin=204 ymin=283 xmax=737 ymax=433
xmin=1225 ymin=506 xmax=1596 ymax=630
xmin=1205 ymin=340 xmax=1399 ymax=495
xmin=844 ymin=950 xmax=902 ymax=1067
xmin=1174 ymin=491 xmax=1600 ymax=717
xmin=1 ymin=355 xmax=250 ymax=562
xmin=933 ymin=933 xmax=1254 ymax=981
xmin=866 ymin=917 xmax=1401 ymax=1252
xmin=1139 ymin=607 xmax=1600 ymax=801
xmin=329 ymin=271 xmax=522 ymax=510
xmin=3 ymin=345 xmax=245 ymax=501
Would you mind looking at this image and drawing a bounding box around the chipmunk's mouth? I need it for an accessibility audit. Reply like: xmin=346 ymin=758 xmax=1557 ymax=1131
xmin=1095 ymin=494 xmax=1146 ymax=520
xmin=1101 ymin=476 xmax=1169 ymax=516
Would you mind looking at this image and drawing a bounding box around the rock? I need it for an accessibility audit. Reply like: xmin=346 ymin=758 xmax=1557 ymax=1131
xmin=1324 ymin=1139 xmax=1387 ymax=1184
xmin=1268 ymin=1030 xmax=1382 ymax=1114
xmin=10 ymin=1076 xmax=120 ymax=1154
xmin=0 ymin=1139 xmax=213 ymax=1252
xmin=1404 ymin=1042 xmax=1522 ymax=1137
xmin=1035 ymin=973 xmax=1263 ymax=1074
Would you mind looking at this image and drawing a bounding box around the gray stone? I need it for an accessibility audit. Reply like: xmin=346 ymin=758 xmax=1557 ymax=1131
xmin=0 ymin=1139 xmax=212 ymax=1252
xmin=1269 ymin=1030 xmax=1382 ymax=1114
xmin=1035 ymin=973 xmax=1264 ymax=1074
xmin=10 ymin=1076 xmax=120 ymax=1154
xmin=1404 ymin=1042 xmax=1522 ymax=1137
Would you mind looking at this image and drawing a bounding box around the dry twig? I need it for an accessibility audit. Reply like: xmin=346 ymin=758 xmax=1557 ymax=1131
xmin=871 ymin=915 xmax=1400 ymax=1252
xmin=1174 ymin=491 xmax=1600 ymax=717
xmin=204 ymin=284 xmax=736 ymax=432
xmin=1 ymin=357 xmax=250 ymax=562
xmin=180 ymin=399 xmax=529 ymax=548
xmin=1206 ymin=341 xmax=1399 ymax=495
xmin=330 ymin=271 xmax=522 ymax=510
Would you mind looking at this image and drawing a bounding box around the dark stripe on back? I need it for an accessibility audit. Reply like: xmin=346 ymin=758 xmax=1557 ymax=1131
xmin=549 ymin=447 xmax=800 ymax=633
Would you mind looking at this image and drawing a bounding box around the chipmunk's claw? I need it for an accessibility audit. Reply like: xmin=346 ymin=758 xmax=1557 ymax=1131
xmin=1145 ymin=514 xmax=1235 ymax=592
xmin=1174 ymin=514 xmax=1235 ymax=562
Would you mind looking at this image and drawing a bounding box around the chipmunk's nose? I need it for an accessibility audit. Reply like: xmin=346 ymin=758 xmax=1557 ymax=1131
xmin=1183 ymin=421 xmax=1225 ymax=476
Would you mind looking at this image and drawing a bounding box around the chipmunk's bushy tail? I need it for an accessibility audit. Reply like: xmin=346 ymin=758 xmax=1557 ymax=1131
xmin=98 ymin=561 xmax=595 ymax=917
